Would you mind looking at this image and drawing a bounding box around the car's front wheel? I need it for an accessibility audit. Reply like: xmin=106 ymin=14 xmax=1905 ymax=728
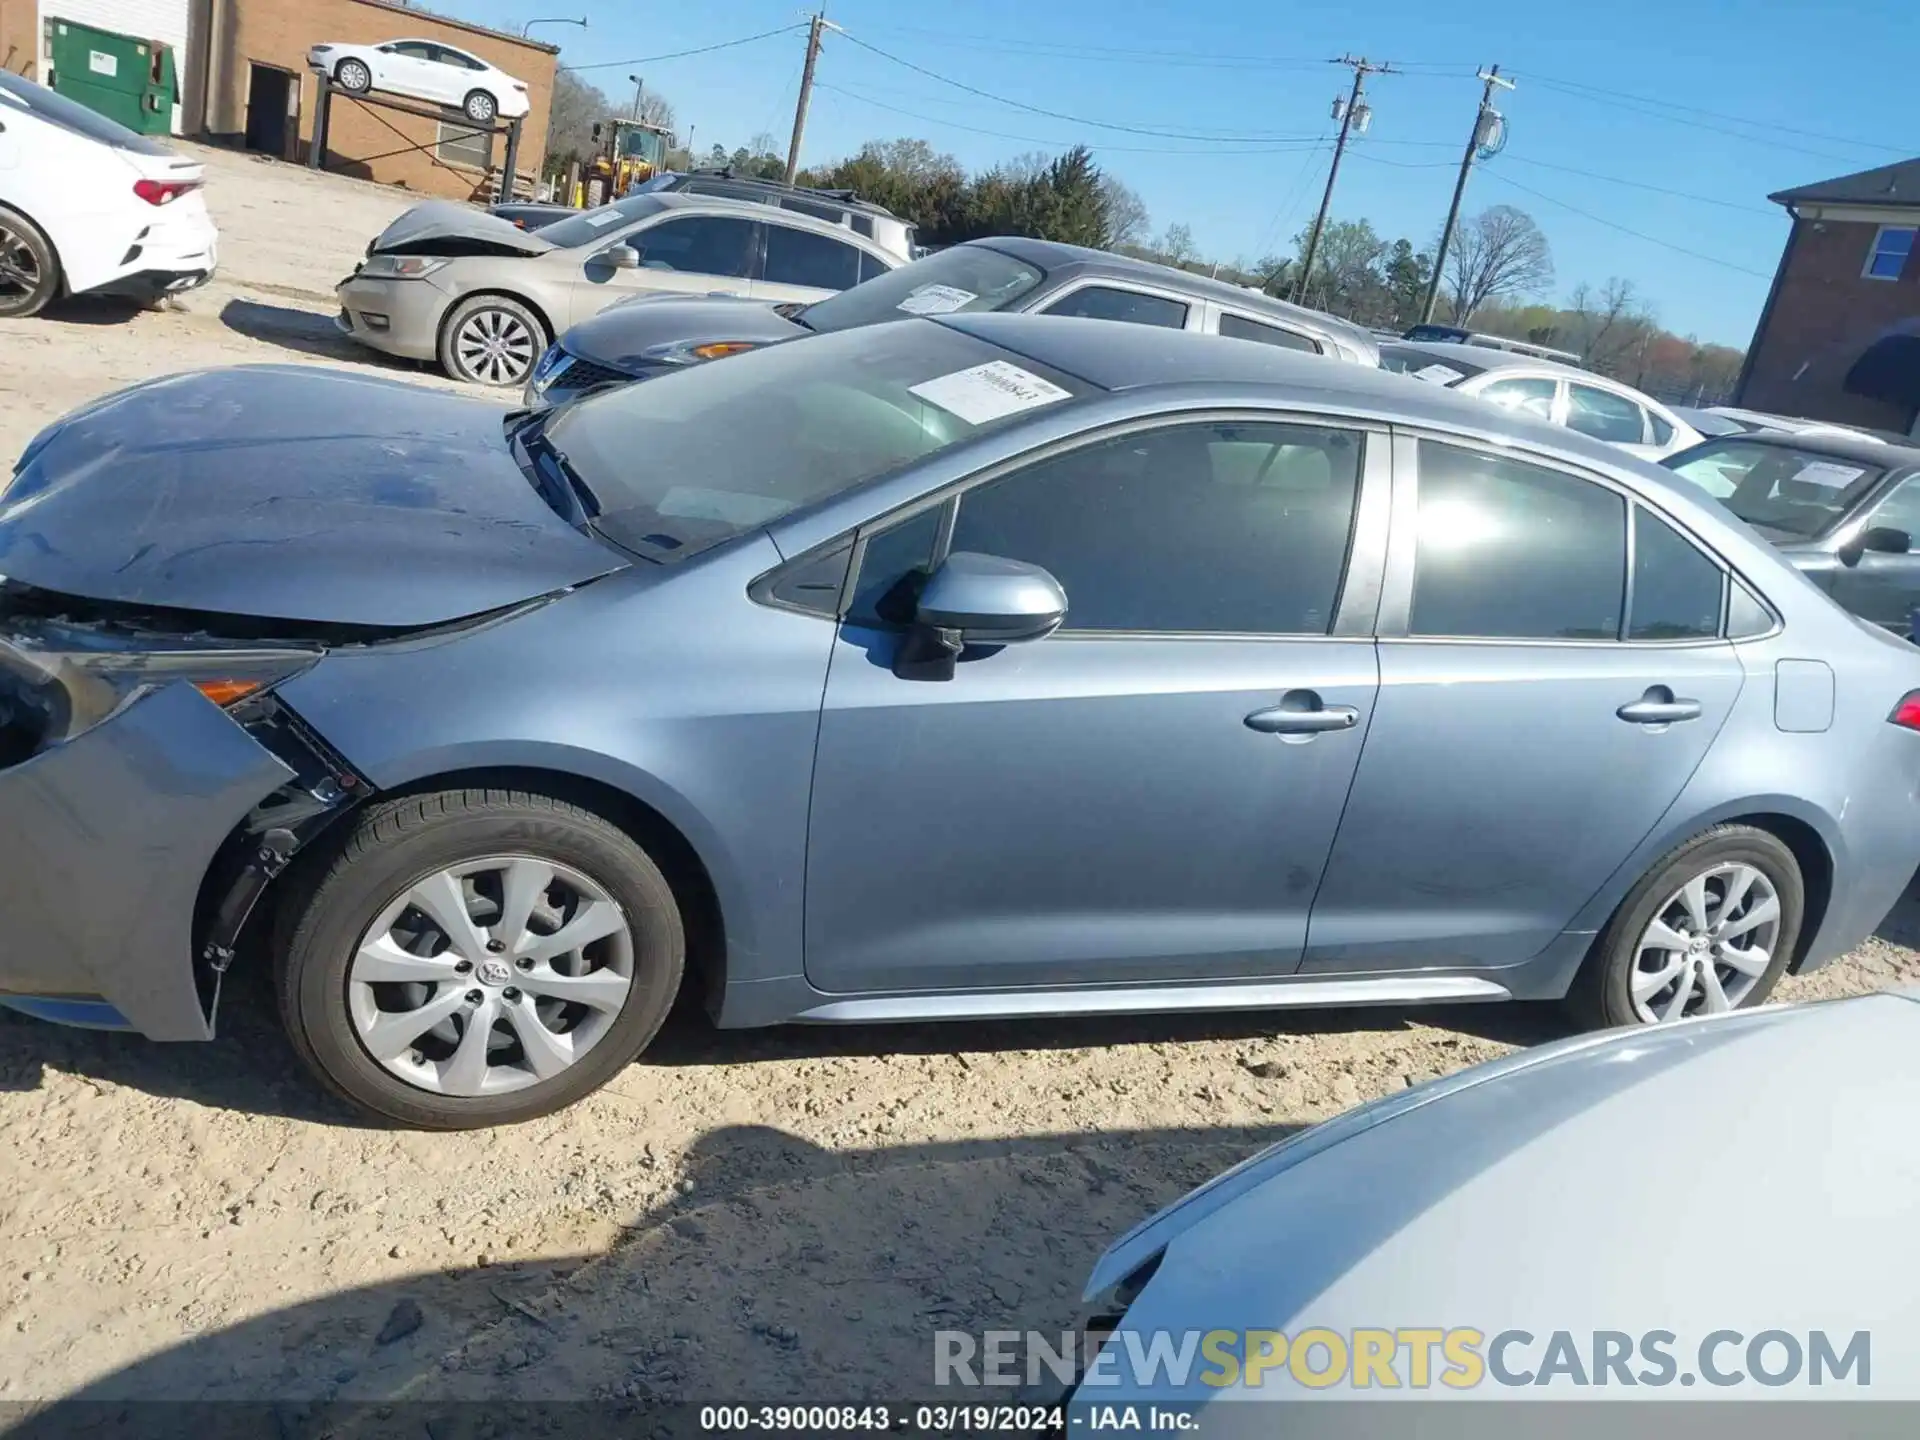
xmin=334 ymin=57 xmax=372 ymax=94
xmin=276 ymin=787 xmax=685 ymax=1128
xmin=1569 ymin=824 xmax=1803 ymax=1029
xmin=463 ymin=89 xmax=497 ymax=123
xmin=0 ymin=205 xmax=61 ymax=319
xmin=439 ymin=293 xmax=548 ymax=387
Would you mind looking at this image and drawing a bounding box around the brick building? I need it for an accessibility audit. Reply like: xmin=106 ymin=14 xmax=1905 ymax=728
xmin=1737 ymin=157 xmax=1920 ymax=438
xmin=0 ymin=0 xmax=556 ymax=201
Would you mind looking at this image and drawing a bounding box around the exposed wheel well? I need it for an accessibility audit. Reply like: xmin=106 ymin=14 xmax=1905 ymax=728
xmin=1724 ymin=812 xmax=1833 ymax=973
xmin=251 ymin=765 xmax=727 ymax=1016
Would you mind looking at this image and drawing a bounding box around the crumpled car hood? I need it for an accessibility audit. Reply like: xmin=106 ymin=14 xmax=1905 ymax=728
xmin=369 ymin=199 xmax=553 ymax=257
xmin=1 ymin=367 xmax=628 ymax=628
xmin=564 ymin=295 xmax=810 ymax=375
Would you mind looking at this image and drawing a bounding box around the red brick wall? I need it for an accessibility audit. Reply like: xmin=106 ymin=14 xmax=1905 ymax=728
xmin=1741 ymin=214 xmax=1920 ymax=430
xmin=209 ymin=0 xmax=553 ymax=201
xmin=0 ymin=0 xmax=39 ymax=78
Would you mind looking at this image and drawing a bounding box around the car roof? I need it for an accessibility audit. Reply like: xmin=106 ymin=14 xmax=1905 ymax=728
xmin=973 ymin=236 xmax=1372 ymax=343
xmin=1684 ymin=426 xmax=1920 ymax=471
xmin=1386 ymin=338 xmax=1592 ymax=377
xmin=936 ymin=312 xmax=1635 ymax=449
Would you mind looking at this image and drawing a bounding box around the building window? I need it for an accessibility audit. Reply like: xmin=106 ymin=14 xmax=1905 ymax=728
xmin=1865 ymin=225 xmax=1916 ymax=281
xmin=435 ymin=121 xmax=490 ymax=171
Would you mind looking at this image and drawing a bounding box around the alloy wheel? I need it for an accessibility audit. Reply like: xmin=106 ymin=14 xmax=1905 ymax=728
xmin=454 ymin=307 xmax=536 ymax=385
xmin=346 ymin=855 xmax=634 ymax=1096
xmin=467 ymin=92 xmax=496 ymax=122
xmin=0 ymin=220 xmax=41 ymax=302
xmin=1629 ymin=861 xmax=1780 ymax=1023
xmin=337 ymin=59 xmax=371 ymax=91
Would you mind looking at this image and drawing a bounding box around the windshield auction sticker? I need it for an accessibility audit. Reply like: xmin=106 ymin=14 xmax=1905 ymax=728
xmin=1793 ymin=461 xmax=1867 ymax=489
xmin=896 ymin=284 xmax=979 ymax=315
xmin=1413 ymin=363 xmax=1465 ymax=385
xmin=909 ymin=362 xmax=1072 ymax=425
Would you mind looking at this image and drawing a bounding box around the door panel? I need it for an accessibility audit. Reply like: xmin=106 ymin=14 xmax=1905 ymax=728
xmin=805 ymin=631 xmax=1379 ymax=993
xmin=1301 ymin=641 xmax=1743 ymax=972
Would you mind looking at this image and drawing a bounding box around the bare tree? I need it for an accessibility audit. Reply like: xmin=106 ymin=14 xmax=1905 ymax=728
xmin=1445 ymin=205 xmax=1554 ymax=322
xmin=1568 ymin=277 xmax=1656 ymax=375
xmin=1098 ymin=174 xmax=1149 ymax=247
xmin=545 ymin=70 xmax=615 ymax=165
xmin=1156 ymin=222 xmax=1197 ymax=266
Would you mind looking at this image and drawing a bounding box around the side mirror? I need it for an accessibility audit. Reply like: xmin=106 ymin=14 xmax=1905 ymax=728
xmin=602 ymin=243 xmax=641 ymax=269
xmin=893 ymin=552 xmax=1067 ymax=680
xmin=1841 ymin=525 xmax=1911 ymax=566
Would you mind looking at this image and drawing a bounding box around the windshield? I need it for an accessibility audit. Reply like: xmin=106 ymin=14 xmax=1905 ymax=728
xmin=0 ymin=69 xmax=175 ymax=154
xmin=1379 ymin=344 xmax=1486 ymax=385
xmin=1665 ymin=441 xmax=1887 ymax=536
xmin=542 ymin=320 xmax=1095 ymax=559
xmin=798 ymin=243 xmax=1046 ymax=334
xmin=536 ymin=194 xmax=668 ymax=249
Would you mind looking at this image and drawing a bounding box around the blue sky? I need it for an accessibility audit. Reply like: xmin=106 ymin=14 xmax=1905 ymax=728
xmin=451 ymin=0 xmax=1918 ymax=348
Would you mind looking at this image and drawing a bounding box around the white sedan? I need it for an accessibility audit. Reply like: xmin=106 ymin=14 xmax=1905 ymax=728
xmin=306 ymin=39 xmax=531 ymax=124
xmin=0 ymin=69 xmax=218 ymax=318
xmin=1384 ymin=339 xmax=1703 ymax=461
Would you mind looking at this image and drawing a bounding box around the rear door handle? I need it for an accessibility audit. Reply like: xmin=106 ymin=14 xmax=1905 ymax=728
xmin=1617 ymin=689 xmax=1702 ymax=725
xmin=1245 ymin=698 xmax=1360 ymax=735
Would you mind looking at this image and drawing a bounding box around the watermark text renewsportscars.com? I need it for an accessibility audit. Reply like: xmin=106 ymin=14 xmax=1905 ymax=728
xmin=934 ymin=1328 xmax=1872 ymax=1391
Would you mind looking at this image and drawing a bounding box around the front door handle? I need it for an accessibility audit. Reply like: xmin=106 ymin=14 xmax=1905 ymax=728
xmin=1617 ymin=687 xmax=1702 ymax=725
xmin=1245 ymin=695 xmax=1360 ymax=735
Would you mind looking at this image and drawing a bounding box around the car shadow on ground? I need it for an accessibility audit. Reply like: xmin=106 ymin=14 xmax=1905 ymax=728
xmin=33 ymin=294 xmax=153 ymax=326
xmin=217 ymin=296 xmax=421 ymax=370
xmin=6 ymin=1118 xmax=1295 ymax=1429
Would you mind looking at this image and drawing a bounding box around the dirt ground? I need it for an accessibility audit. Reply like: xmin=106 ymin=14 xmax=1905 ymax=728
xmin=2 ymin=145 xmax=1918 ymax=1410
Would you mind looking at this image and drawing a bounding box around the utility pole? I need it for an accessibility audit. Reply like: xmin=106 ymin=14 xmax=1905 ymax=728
xmin=1420 ymin=64 xmax=1516 ymax=325
xmin=784 ymin=12 xmax=839 ymax=184
xmin=1297 ymin=55 xmax=1392 ymax=308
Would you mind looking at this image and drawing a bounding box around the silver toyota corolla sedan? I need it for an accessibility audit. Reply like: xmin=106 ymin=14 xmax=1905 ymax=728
xmin=3 ymin=314 xmax=1918 ymax=1128
xmin=1065 ymin=989 xmax=1920 ymax=1426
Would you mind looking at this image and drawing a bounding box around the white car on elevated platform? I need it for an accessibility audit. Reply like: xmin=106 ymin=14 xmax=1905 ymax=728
xmin=306 ymin=39 xmax=531 ymax=124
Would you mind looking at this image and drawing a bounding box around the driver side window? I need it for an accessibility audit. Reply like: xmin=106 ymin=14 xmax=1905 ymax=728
xmin=626 ymin=216 xmax=757 ymax=279
xmin=1870 ymin=475 xmax=1920 ymax=536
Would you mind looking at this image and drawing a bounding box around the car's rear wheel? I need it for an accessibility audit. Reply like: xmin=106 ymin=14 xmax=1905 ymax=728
xmin=276 ymin=787 xmax=684 ymax=1128
xmin=1568 ymin=825 xmax=1803 ymax=1030
xmin=0 ymin=206 xmax=61 ymax=319
xmin=334 ymin=57 xmax=372 ymax=94
xmin=463 ymin=89 xmax=497 ymax=124
xmin=439 ymin=293 xmax=547 ymax=387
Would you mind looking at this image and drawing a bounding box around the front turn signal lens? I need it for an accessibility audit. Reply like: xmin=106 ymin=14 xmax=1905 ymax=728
xmin=688 ymin=342 xmax=759 ymax=361
xmin=193 ymin=678 xmax=268 ymax=708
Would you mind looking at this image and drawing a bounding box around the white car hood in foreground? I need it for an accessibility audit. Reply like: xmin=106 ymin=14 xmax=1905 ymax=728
xmin=1080 ymin=994 xmax=1920 ymax=1411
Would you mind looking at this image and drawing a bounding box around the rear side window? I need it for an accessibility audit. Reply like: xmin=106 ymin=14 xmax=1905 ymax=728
xmin=763 ymin=224 xmax=861 ymax=290
xmin=1043 ymin=286 xmax=1188 ymax=329
xmin=1217 ymin=313 xmax=1321 ymax=354
xmin=1477 ymin=376 xmax=1557 ymax=421
xmin=1629 ymin=507 xmax=1723 ymax=640
xmin=857 ymin=251 xmax=891 ymax=284
xmin=1648 ymin=410 xmax=1675 ymax=446
xmin=1567 ymin=384 xmax=1647 ymax=445
xmin=1411 ymin=441 xmax=1626 ymax=640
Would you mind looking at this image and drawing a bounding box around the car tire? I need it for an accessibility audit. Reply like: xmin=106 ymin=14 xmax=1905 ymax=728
xmin=334 ymin=57 xmax=372 ymax=94
xmin=1567 ymin=824 xmax=1803 ymax=1030
xmin=438 ymin=293 xmax=548 ymax=387
xmin=463 ymin=89 xmax=497 ymax=124
xmin=0 ymin=205 xmax=62 ymax=319
xmin=275 ymin=786 xmax=685 ymax=1129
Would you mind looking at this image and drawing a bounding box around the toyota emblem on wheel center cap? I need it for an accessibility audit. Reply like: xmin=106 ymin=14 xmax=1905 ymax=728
xmin=477 ymin=957 xmax=513 ymax=986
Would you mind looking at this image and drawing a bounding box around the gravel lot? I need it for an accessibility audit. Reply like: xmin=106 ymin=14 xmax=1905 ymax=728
xmin=2 ymin=145 xmax=1917 ymax=1408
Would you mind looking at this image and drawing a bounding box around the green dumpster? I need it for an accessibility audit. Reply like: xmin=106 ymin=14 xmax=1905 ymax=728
xmin=44 ymin=18 xmax=177 ymax=135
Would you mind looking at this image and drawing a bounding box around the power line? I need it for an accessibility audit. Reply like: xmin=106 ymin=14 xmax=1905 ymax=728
xmin=838 ymin=30 xmax=1367 ymax=143
xmin=1251 ymin=138 xmax=1334 ymax=258
xmin=1481 ymin=170 xmax=1776 ymax=280
xmin=1522 ymin=76 xmax=1885 ymax=166
xmin=1523 ymin=73 xmax=1912 ymax=156
xmin=1499 ymin=154 xmax=1778 ymax=217
xmin=814 ymin=84 xmax=1332 ymax=155
xmin=561 ymin=24 xmax=806 ymax=74
xmin=856 ymin=23 xmax=1482 ymax=73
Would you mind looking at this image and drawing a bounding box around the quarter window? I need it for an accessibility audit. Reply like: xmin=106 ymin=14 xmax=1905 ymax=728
xmin=1629 ymin=508 xmax=1722 ymax=640
xmin=945 ymin=422 xmax=1363 ymax=634
xmin=1217 ymin=313 xmax=1321 ymax=353
xmin=1042 ymin=286 xmax=1188 ymax=329
xmin=763 ymin=224 xmax=861 ymax=290
xmin=1870 ymin=475 xmax=1920 ymax=537
xmin=630 ymin=216 xmax=757 ymax=280
xmin=1411 ymin=441 xmax=1626 ymax=640
xmin=1866 ymin=226 xmax=1916 ymax=281
xmin=857 ymin=250 xmax=892 ymax=284
xmin=1566 ymin=384 xmax=1648 ymax=444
